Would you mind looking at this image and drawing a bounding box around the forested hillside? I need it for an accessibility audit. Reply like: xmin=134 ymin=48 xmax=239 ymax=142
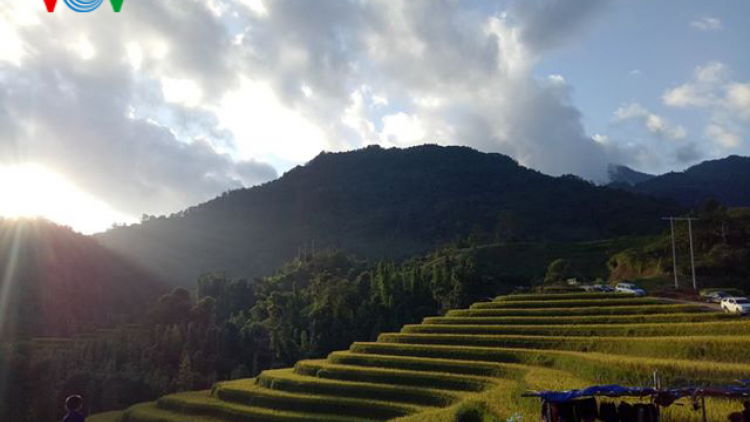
xmin=608 ymin=204 xmax=750 ymax=289
xmin=0 ymin=219 xmax=165 ymax=340
xmin=617 ymin=155 xmax=750 ymax=207
xmin=98 ymin=145 xmax=679 ymax=285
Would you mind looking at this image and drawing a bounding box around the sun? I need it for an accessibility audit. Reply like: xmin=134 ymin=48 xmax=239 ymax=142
xmin=0 ymin=163 xmax=136 ymax=234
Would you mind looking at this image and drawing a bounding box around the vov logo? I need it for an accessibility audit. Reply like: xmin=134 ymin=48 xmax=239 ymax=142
xmin=44 ymin=0 xmax=125 ymax=13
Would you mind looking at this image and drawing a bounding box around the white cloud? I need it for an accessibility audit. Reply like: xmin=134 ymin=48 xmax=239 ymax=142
xmin=0 ymin=5 xmax=30 ymax=66
xmin=695 ymin=62 xmax=728 ymax=84
xmin=663 ymin=62 xmax=727 ymax=107
xmin=614 ymin=103 xmax=687 ymax=140
xmin=161 ymin=77 xmax=203 ymax=107
xmin=236 ymin=0 xmax=268 ymax=17
xmin=380 ymin=112 xmax=426 ymax=147
xmin=592 ymin=133 xmax=609 ymax=143
xmin=727 ymin=83 xmax=750 ymax=120
xmin=690 ymin=16 xmax=723 ymax=32
xmin=663 ymin=62 xmax=748 ymax=151
xmin=548 ymin=74 xmax=566 ymax=84
xmin=217 ymin=78 xmax=329 ymax=163
xmin=663 ymin=84 xmax=710 ymax=108
xmin=706 ymin=123 xmax=741 ymax=148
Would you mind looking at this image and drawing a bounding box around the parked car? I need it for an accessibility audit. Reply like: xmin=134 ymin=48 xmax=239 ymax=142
xmin=615 ymin=282 xmax=646 ymax=296
xmin=721 ymin=297 xmax=750 ymax=315
xmin=705 ymin=291 xmax=731 ymax=303
xmin=593 ymin=284 xmax=615 ymax=292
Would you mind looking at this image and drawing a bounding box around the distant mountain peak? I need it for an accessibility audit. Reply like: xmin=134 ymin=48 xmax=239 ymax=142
xmin=607 ymin=164 xmax=655 ymax=186
xmin=625 ymin=155 xmax=750 ymax=207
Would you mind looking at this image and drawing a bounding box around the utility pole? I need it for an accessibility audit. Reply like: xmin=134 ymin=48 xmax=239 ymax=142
xmin=662 ymin=217 xmax=700 ymax=291
xmin=687 ymin=218 xmax=697 ymax=291
xmin=662 ymin=217 xmax=679 ymax=289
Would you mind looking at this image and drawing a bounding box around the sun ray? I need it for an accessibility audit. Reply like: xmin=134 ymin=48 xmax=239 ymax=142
xmin=0 ymin=221 xmax=23 ymax=339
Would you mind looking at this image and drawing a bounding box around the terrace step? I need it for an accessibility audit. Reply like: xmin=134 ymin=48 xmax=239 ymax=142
xmin=402 ymin=320 xmax=750 ymax=337
xmin=213 ymin=379 xmax=423 ymax=420
xmin=123 ymin=402 xmax=225 ymax=422
xmin=470 ymin=297 xmax=662 ymax=309
xmin=423 ymin=312 xmax=731 ymax=326
xmin=326 ymin=350 xmax=529 ymax=379
xmin=349 ymin=342 xmax=750 ymax=384
xmin=124 ymin=392 xmax=379 ymax=422
xmin=294 ymin=359 xmax=495 ymax=392
xmin=447 ymin=304 xmax=702 ymax=317
xmin=257 ymin=368 xmax=458 ymax=407
xmin=376 ymin=333 xmax=750 ymax=363
xmin=493 ymin=293 xmax=630 ymax=302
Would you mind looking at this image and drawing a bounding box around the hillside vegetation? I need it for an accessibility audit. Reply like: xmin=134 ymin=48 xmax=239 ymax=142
xmin=608 ymin=205 xmax=750 ymax=289
xmin=613 ymin=155 xmax=750 ymax=207
xmin=114 ymin=293 xmax=750 ymax=422
xmin=0 ymin=219 xmax=165 ymax=340
xmin=97 ymin=145 xmax=679 ymax=285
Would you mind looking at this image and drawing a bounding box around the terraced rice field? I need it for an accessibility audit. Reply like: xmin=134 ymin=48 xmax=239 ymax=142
xmin=119 ymin=293 xmax=750 ymax=422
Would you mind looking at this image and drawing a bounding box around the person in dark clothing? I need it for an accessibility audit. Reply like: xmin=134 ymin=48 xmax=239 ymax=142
xmin=63 ymin=395 xmax=86 ymax=422
xmin=728 ymin=412 xmax=743 ymax=422
xmin=598 ymin=402 xmax=619 ymax=422
xmin=617 ymin=402 xmax=635 ymax=422
xmin=576 ymin=397 xmax=598 ymax=421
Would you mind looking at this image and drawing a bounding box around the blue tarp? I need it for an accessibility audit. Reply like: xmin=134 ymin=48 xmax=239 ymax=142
xmin=528 ymin=385 xmax=655 ymax=403
xmin=526 ymin=385 xmax=750 ymax=403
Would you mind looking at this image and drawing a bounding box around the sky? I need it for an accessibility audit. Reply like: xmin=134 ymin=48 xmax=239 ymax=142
xmin=0 ymin=0 xmax=748 ymax=234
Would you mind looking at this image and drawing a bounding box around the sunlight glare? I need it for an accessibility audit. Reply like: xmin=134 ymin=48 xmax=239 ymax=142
xmin=0 ymin=164 xmax=136 ymax=234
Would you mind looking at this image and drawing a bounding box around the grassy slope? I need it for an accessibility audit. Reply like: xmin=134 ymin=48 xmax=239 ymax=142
xmin=110 ymin=293 xmax=750 ymax=422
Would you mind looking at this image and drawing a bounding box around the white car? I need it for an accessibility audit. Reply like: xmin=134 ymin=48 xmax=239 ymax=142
xmin=721 ymin=297 xmax=750 ymax=315
xmin=615 ymin=282 xmax=646 ymax=296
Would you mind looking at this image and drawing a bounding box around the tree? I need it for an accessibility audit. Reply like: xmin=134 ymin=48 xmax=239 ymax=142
xmin=175 ymin=354 xmax=194 ymax=391
xmin=544 ymin=259 xmax=572 ymax=284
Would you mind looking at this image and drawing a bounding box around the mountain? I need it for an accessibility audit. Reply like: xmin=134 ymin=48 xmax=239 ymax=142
xmin=0 ymin=219 xmax=165 ymax=340
xmin=97 ymin=145 xmax=680 ymax=285
xmin=626 ymin=155 xmax=750 ymax=207
xmin=607 ymin=164 xmax=655 ymax=186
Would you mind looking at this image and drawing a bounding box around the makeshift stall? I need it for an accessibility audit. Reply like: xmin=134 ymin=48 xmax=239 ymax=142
xmin=523 ymin=383 xmax=750 ymax=422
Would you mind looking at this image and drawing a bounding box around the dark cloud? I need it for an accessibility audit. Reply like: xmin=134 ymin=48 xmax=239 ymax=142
xmin=501 ymin=78 xmax=615 ymax=179
xmin=675 ymin=142 xmax=703 ymax=164
xmin=515 ymin=0 xmax=615 ymax=53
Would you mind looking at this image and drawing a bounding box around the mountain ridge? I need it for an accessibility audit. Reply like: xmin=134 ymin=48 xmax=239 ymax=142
xmin=611 ymin=155 xmax=750 ymax=207
xmin=97 ymin=145 xmax=679 ymax=285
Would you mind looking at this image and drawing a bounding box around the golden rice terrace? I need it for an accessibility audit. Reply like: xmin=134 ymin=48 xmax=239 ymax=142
xmin=118 ymin=293 xmax=750 ymax=422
